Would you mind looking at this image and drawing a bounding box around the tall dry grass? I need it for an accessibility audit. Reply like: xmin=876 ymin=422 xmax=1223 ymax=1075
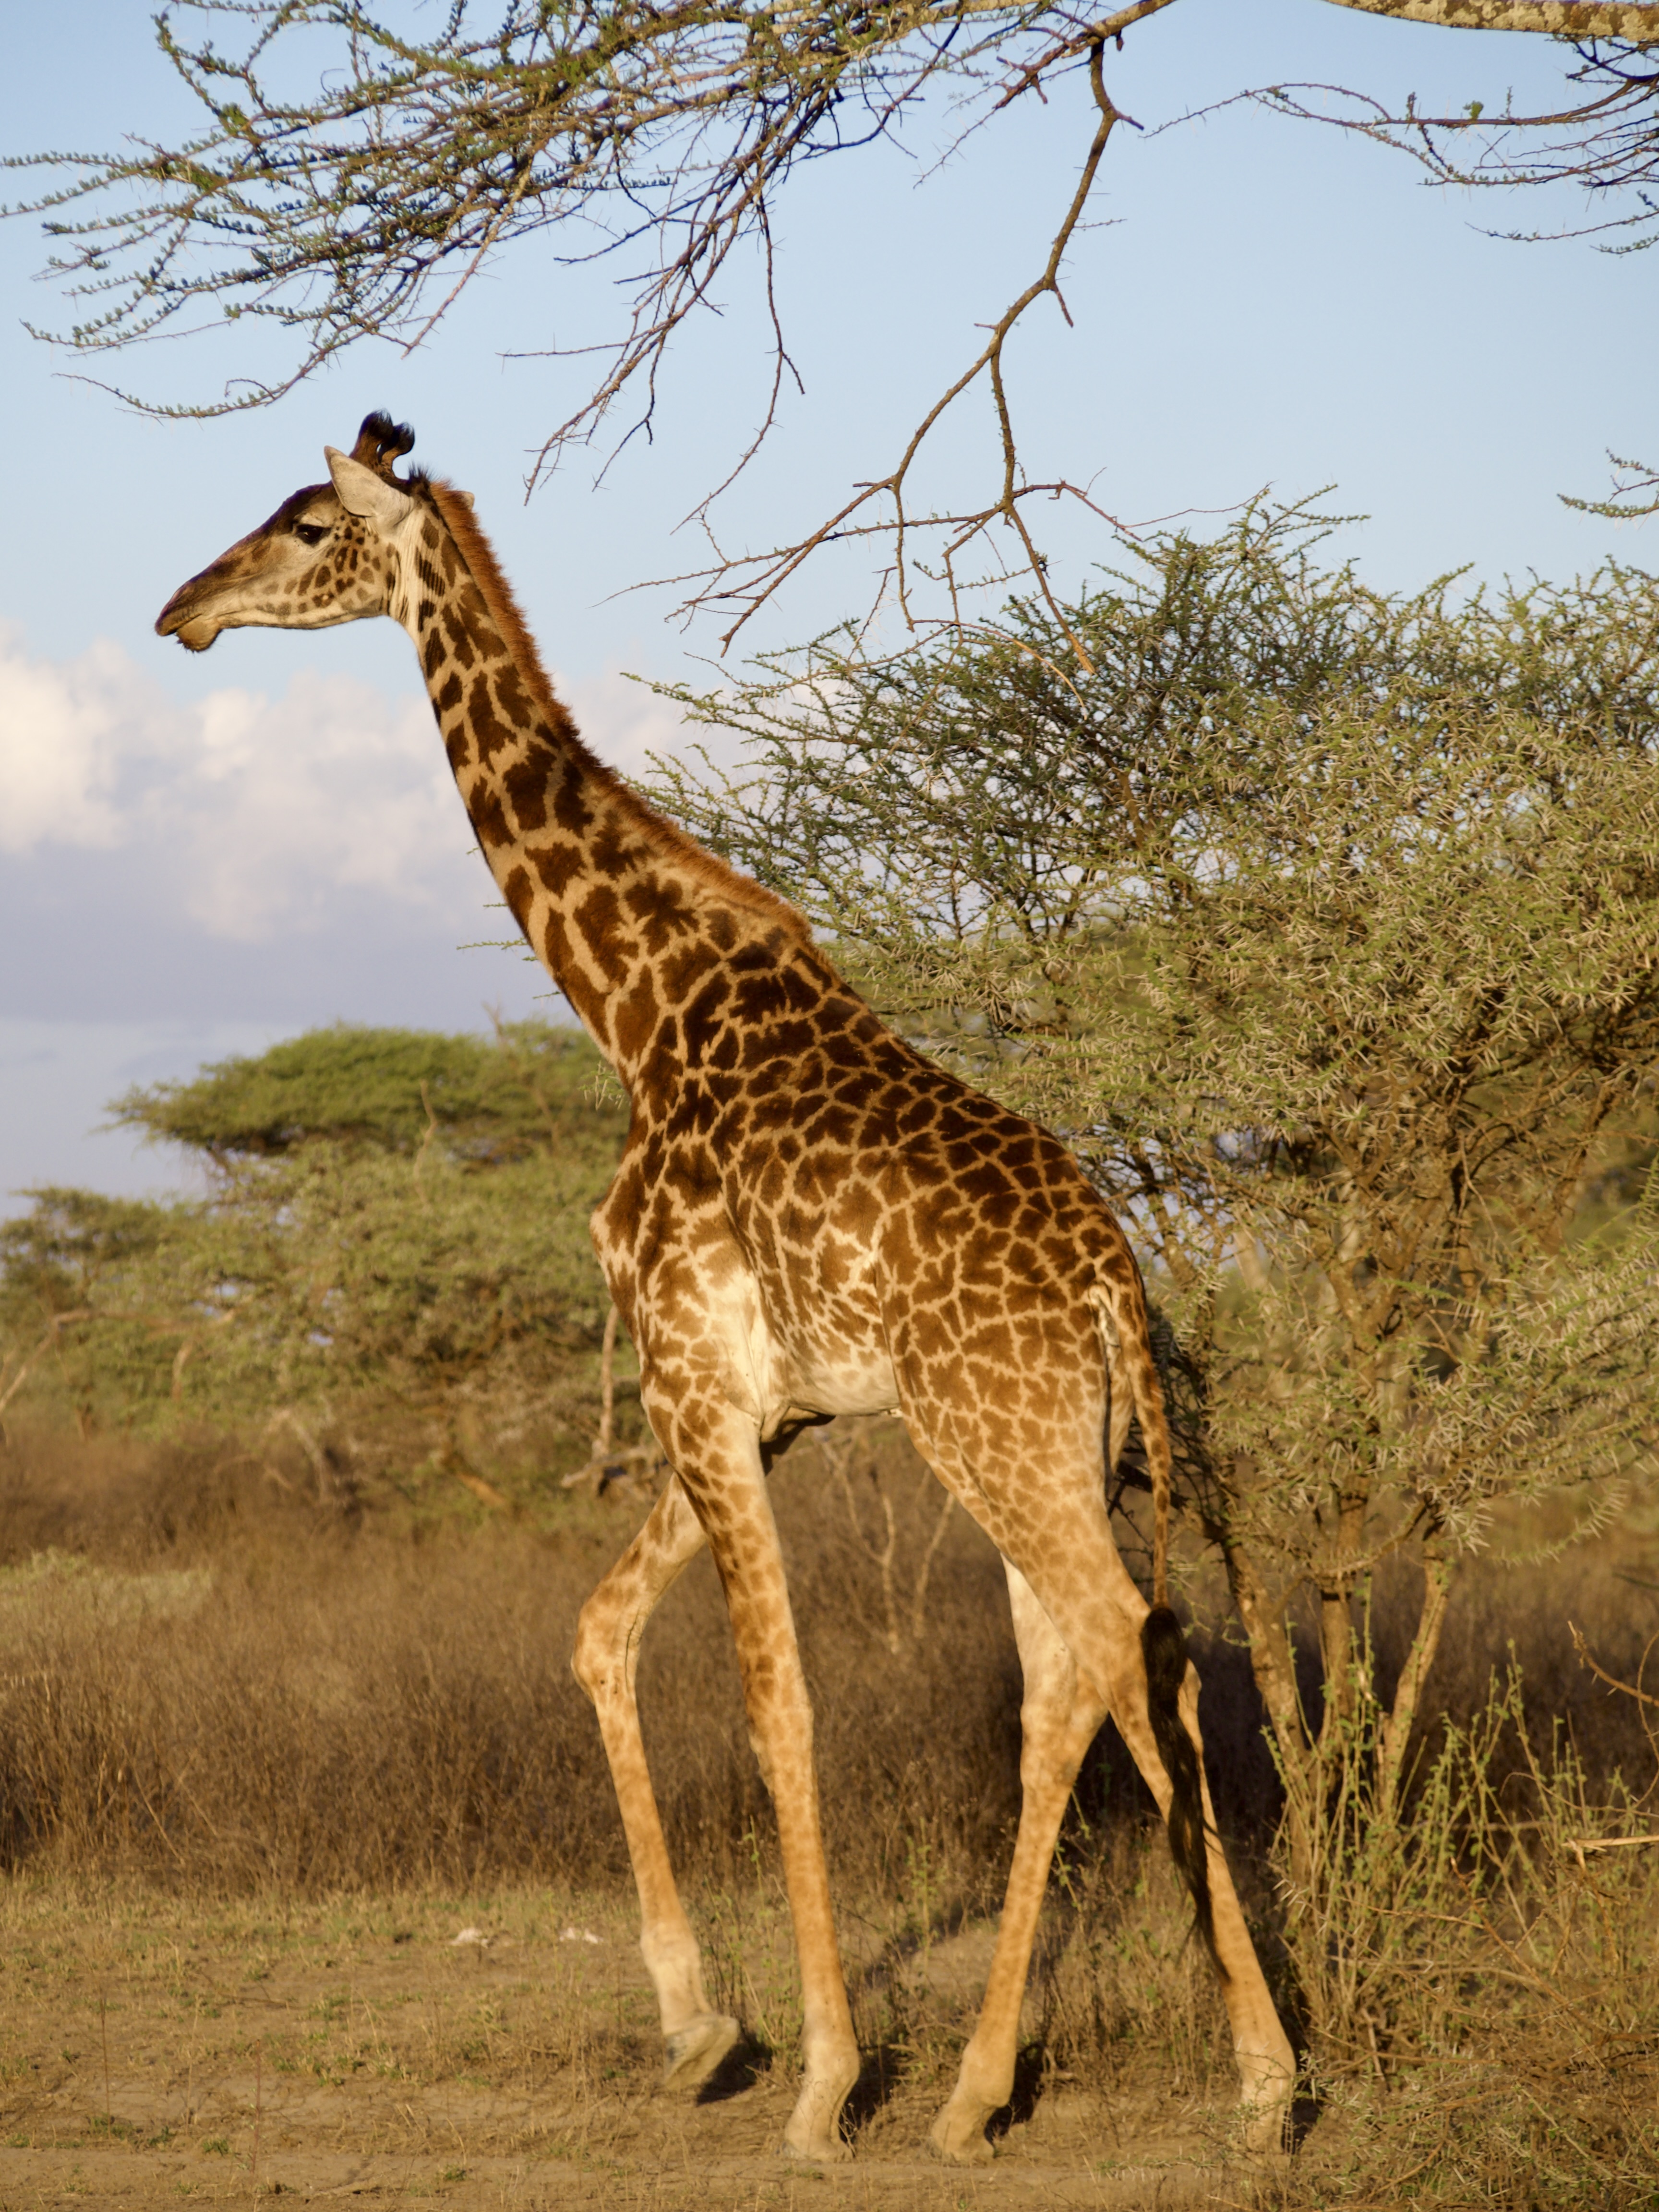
xmin=2 ymin=1416 xmax=1658 ymax=2198
xmin=2 ymin=1414 xmax=1656 ymax=1906
xmin=0 ymin=1416 xmax=1025 ymax=1898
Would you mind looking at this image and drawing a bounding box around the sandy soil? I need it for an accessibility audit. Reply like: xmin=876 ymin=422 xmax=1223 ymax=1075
xmin=0 ymin=1888 xmax=1262 ymax=2211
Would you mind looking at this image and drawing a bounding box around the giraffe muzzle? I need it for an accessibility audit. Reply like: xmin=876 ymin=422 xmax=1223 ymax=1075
xmin=155 ymin=586 xmax=222 ymax=653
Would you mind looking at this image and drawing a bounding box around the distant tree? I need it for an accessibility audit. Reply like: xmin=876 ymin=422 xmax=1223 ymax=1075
xmin=0 ymin=1023 xmax=631 ymax=1502
xmin=6 ymin=1 xmax=1656 ymax=642
xmin=649 ymin=507 xmax=1659 ymax=1958
xmin=0 ymin=1189 xmax=177 ymax=1442
xmin=113 ymin=1019 xmax=618 ymax=1164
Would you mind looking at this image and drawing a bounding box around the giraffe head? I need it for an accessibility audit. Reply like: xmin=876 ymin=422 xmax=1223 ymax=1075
xmin=156 ymin=413 xmax=424 ymax=652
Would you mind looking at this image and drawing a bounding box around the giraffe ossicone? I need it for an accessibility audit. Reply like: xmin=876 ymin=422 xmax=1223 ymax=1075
xmin=157 ymin=414 xmax=1296 ymax=2166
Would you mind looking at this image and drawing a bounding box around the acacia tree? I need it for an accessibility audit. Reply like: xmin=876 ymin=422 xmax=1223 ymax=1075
xmin=6 ymin=0 xmax=1657 ymax=641
xmin=0 ymin=1023 xmax=631 ymax=1498
xmin=647 ymin=511 xmax=1659 ymax=1942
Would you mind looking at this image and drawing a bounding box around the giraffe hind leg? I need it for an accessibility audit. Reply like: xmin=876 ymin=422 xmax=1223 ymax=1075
xmin=930 ymin=1561 xmax=1107 ymax=2164
xmin=903 ymin=1429 xmax=1296 ymax=2156
xmin=569 ymin=1475 xmax=739 ymax=2092
xmin=1018 ymin=1514 xmax=1296 ymax=2152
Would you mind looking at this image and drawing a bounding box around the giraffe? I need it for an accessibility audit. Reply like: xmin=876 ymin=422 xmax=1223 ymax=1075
xmin=156 ymin=413 xmax=1296 ymax=2166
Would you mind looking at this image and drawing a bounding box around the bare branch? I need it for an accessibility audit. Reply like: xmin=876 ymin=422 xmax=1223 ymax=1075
xmin=1321 ymin=0 xmax=1659 ymax=34
xmin=7 ymin=0 xmax=1658 ymax=633
xmin=1257 ymin=38 xmax=1659 ymax=249
xmin=1570 ymin=1621 xmax=1659 ymax=1710
xmin=0 ymin=1309 xmax=93 ymax=1420
xmin=645 ymin=41 xmax=1130 ymax=649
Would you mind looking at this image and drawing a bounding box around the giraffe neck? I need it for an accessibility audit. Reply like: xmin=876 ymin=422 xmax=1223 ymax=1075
xmin=392 ymin=480 xmax=808 ymax=1087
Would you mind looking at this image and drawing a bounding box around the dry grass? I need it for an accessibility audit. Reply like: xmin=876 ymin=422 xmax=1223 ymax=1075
xmin=0 ymin=1415 xmax=1025 ymax=1899
xmin=0 ymin=1418 xmax=1657 ymax=2207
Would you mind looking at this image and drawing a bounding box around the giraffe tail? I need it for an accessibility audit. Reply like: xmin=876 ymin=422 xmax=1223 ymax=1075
xmin=1142 ymin=1602 xmax=1221 ymax=1973
xmin=1089 ymin=1276 xmax=1221 ymax=1975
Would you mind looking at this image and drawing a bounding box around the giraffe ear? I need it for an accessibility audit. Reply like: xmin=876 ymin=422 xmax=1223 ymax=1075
xmin=325 ymin=447 xmax=413 ymax=530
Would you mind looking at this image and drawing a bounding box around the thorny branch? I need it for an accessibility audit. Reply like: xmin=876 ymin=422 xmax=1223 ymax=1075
xmin=1562 ymin=447 xmax=1659 ymax=517
xmin=1570 ymin=1621 xmax=1659 ymax=1711
xmin=4 ymin=0 xmax=1657 ymax=638
xmin=0 ymin=1310 xmax=93 ymax=1424
xmin=1255 ymin=36 xmax=1659 ymax=249
xmin=1322 ymin=1 xmax=1659 ymax=35
xmin=654 ymin=38 xmax=1129 ymax=655
xmin=821 ymin=1419 xmax=955 ymax=1650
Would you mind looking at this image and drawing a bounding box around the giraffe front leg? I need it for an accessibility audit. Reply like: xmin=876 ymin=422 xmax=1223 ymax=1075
xmin=649 ymin=1389 xmax=861 ymax=2163
xmin=930 ymin=1563 xmax=1107 ymax=2165
xmin=570 ymin=1476 xmax=739 ymax=2092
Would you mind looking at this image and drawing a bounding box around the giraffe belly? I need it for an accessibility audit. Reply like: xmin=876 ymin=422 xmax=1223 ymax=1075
xmin=763 ymin=1343 xmax=902 ymax=1432
xmin=717 ymin=1286 xmax=898 ymax=1436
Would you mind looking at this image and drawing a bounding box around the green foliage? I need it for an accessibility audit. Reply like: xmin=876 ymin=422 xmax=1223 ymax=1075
xmin=0 ymin=1023 xmax=630 ymax=1489
xmin=652 ymin=503 xmax=1659 ymax=1863
xmin=113 ymin=1019 xmax=620 ymax=1164
xmin=0 ymin=1188 xmax=179 ymax=1320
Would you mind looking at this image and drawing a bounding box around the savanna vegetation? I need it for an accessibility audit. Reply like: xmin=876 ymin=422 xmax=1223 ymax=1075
xmin=2 ymin=514 xmax=1659 ymax=2203
xmin=0 ymin=1019 xmax=633 ymax=1504
xmin=6 ymin=0 xmax=1659 ymax=2197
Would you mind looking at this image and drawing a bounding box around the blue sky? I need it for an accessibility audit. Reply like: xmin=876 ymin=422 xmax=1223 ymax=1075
xmin=0 ymin=0 xmax=1655 ymax=1199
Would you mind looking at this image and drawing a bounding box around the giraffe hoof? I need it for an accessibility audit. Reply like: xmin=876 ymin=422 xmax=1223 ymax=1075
xmin=927 ymin=2106 xmax=995 ymax=2165
xmin=1237 ymin=2110 xmax=1294 ymax=2162
xmin=781 ymin=2069 xmax=858 ymax=2164
xmin=1235 ymin=2058 xmax=1297 ymax=2158
xmin=780 ymin=2132 xmax=853 ymax=2166
xmin=662 ymin=2014 xmax=740 ymax=2093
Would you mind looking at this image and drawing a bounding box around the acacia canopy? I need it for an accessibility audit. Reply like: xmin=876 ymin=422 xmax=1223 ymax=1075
xmin=0 ymin=1023 xmax=629 ymax=1491
xmin=651 ymin=509 xmax=1659 ymax=1883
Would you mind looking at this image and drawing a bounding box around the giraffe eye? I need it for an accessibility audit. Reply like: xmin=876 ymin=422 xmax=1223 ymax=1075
xmin=293 ymin=522 xmax=328 ymax=548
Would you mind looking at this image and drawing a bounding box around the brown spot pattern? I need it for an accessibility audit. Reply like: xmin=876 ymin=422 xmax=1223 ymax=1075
xmin=154 ymin=436 xmax=1294 ymax=2164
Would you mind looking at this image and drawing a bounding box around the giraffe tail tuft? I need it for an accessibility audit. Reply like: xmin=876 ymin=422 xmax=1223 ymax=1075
xmin=1142 ymin=1602 xmax=1224 ymax=1978
xmin=1088 ymin=1274 xmax=1216 ymax=1969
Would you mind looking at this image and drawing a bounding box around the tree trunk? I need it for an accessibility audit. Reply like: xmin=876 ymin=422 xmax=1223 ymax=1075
xmin=1376 ymin=1536 xmax=1453 ymax=1825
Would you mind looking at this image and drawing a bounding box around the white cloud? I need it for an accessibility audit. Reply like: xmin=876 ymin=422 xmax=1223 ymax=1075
xmin=0 ymin=626 xmax=146 ymax=852
xmin=0 ymin=629 xmax=481 ymax=942
xmin=560 ymin=661 xmax=706 ymax=780
xmin=0 ymin=626 xmax=717 ymax=948
xmin=176 ymin=669 xmax=461 ymax=940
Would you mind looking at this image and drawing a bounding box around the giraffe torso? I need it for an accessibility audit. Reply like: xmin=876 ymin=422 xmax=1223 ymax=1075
xmin=586 ymin=916 xmax=1136 ymax=1481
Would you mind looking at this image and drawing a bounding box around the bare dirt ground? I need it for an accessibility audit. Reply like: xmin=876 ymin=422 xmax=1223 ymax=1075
xmin=0 ymin=1887 xmax=1263 ymax=2212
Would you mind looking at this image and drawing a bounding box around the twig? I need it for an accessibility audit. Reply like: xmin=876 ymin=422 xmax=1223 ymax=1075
xmin=910 ymin=1487 xmax=957 ymax=1642
xmin=1564 ymin=1832 xmax=1659 ymax=1865
xmin=691 ymin=40 xmax=1131 ymax=656
xmin=1570 ymin=1620 xmax=1659 ymax=1710
xmin=596 ymin=1302 xmax=619 ymax=1459
xmin=826 ymin=1431 xmax=903 ymax=1654
xmin=412 ymin=1079 xmax=439 ymax=1208
xmin=443 ymin=1455 xmax=513 ymax=1511
xmin=562 ymin=1304 xmax=662 ymax=1494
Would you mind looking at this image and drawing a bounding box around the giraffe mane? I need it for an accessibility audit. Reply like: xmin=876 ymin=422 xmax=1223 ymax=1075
xmin=420 ymin=474 xmax=811 ymax=943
